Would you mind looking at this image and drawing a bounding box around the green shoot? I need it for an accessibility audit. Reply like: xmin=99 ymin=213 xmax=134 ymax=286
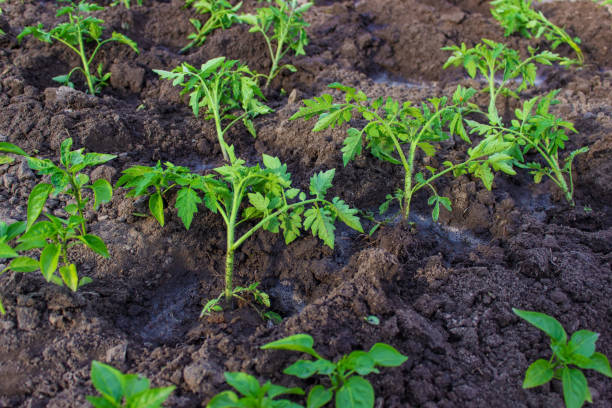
xmin=444 ymin=41 xmax=588 ymax=204
xmin=443 ymin=39 xmax=567 ymax=125
xmin=513 ymin=309 xmax=612 ymax=408
xmin=239 ymin=0 xmax=313 ymax=89
xmin=110 ymin=0 xmax=143 ymax=9
xmin=261 ymin=334 xmax=408 ymax=408
xmin=181 ymin=0 xmax=242 ymax=52
xmin=207 ymin=372 xmax=304 ymax=408
xmin=154 ymin=57 xmax=272 ymax=161
xmin=87 ymin=361 xmax=175 ymax=408
xmin=490 ymin=0 xmax=583 ymax=65
xmin=17 ymin=1 xmax=139 ymax=95
xmin=291 ymin=83 xmax=517 ymax=222
xmin=0 ymin=0 xmax=5 ymax=37
xmin=0 ymin=139 xmax=115 ymax=314
xmin=118 ymin=147 xmax=363 ymax=310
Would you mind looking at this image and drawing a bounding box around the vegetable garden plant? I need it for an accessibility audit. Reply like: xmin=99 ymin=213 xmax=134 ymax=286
xmin=18 ymin=0 xmax=139 ymax=95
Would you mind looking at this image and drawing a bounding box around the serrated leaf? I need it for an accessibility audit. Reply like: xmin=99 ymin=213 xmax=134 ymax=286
xmin=309 ymin=169 xmax=334 ymax=199
xmin=304 ymin=207 xmax=335 ymax=248
xmin=342 ymin=128 xmax=362 ymax=167
xmin=176 ymin=187 xmax=202 ymax=230
xmin=330 ymin=197 xmax=363 ymax=233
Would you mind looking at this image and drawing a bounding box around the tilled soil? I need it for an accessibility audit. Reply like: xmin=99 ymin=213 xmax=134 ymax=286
xmin=1 ymin=0 xmax=611 ymax=407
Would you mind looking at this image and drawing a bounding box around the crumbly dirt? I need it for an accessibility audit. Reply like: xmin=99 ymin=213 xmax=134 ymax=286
xmin=1 ymin=0 xmax=611 ymax=407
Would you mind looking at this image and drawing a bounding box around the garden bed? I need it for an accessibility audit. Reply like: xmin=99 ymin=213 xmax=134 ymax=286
xmin=0 ymin=0 xmax=611 ymax=406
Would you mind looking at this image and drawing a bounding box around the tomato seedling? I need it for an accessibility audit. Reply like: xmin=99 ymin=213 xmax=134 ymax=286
xmin=87 ymin=361 xmax=175 ymax=408
xmin=181 ymin=0 xmax=242 ymax=52
xmin=207 ymin=372 xmax=304 ymax=408
xmin=17 ymin=1 xmax=139 ymax=95
xmin=490 ymin=0 xmax=583 ymax=65
xmin=110 ymin=0 xmax=143 ymax=9
xmin=155 ymin=57 xmax=272 ymax=161
xmin=291 ymin=83 xmax=517 ymax=222
xmin=119 ymin=147 xmax=362 ymax=312
xmin=444 ymin=40 xmax=588 ymax=204
xmin=261 ymin=334 xmax=408 ymax=408
xmin=239 ymin=0 xmax=312 ymax=89
xmin=0 ymin=139 xmax=114 ymax=313
xmin=513 ymin=309 xmax=612 ymax=408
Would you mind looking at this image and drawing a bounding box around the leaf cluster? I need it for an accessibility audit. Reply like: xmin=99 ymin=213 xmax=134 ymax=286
xmin=207 ymin=372 xmax=304 ymax=408
xmin=239 ymin=0 xmax=313 ymax=87
xmin=154 ymin=57 xmax=271 ymax=160
xmin=182 ymin=0 xmax=242 ymax=52
xmin=0 ymin=139 xmax=114 ymax=313
xmin=513 ymin=309 xmax=612 ymax=408
xmin=87 ymin=361 xmax=175 ymax=408
xmin=17 ymin=1 xmax=139 ymax=94
xmin=490 ymin=0 xmax=583 ymax=64
xmin=259 ymin=334 xmax=408 ymax=408
xmin=110 ymin=0 xmax=143 ymax=9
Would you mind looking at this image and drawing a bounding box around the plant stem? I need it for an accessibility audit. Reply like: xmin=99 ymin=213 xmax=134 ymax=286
xmin=75 ymin=17 xmax=96 ymax=95
xmin=402 ymin=142 xmax=418 ymax=220
xmin=69 ymin=174 xmax=87 ymax=235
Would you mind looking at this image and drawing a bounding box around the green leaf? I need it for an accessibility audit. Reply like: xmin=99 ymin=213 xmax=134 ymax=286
xmin=206 ymin=390 xmax=240 ymax=408
xmin=39 ymin=243 xmax=61 ymax=281
xmin=313 ymin=109 xmax=345 ymax=132
xmin=569 ymin=330 xmax=599 ymax=358
xmin=335 ymin=376 xmax=374 ymax=408
xmin=176 ymin=188 xmax=202 ymax=230
xmin=59 ymin=263 xmax=79 ymax=291
xmin=80 ymin=234 xmax=110 ymax=258
xmin=261 ymin=334 xmax=319 ymax=358
xmin=128 ymin=387 xmax=175 ymax=408
xmin=342 ymin=128 xmax=363 ymax=167
xmin=523 ymin=359 xmax=554 ymax=388
xmin=284 ymin=360 xmax=324 ymax=379
xmin=417 ymin=142 xmax=436 ymax=157
xmin=86 ymin=396 xmax=116 ymax=408
xmin=5 ymin=256 xmax=39 ymax=273
xmin=18 ymin=221 xmax=56 ymax=242
xmin=90 ymin=361 xmax=125 ymax=404
xmin=304 ymin=207 xmax=335 ymax=249
xmin=0 ymin=156 xmax=14 ymax=165
xmin=307 ymin=385 xmax=333 ymax=408
xmin=92 ymin=179 xmax=113 ymax=210
xmin=562 ymin=368 xmax=589 ymax=408
xmin=309 ymin=169 xmax=335 ymax=199
xmin=368 ymin=343 xmax=408 ymax=367
xmin=330 ymin=197 xmax=363 ymax=233
xmin=513 ymin=309 xmax=567 ymax=344
xmin=0 ymin=142 xmax=28 ymax=156
xmin=149 ymin=192 xmax=165 ymax=227
xmin=578 ymin=352 xmax=612 ymax=378
xmin=0 ymin=243 xmax=18 ymax=259
xmin=111 ymin=32 xmax=139 ymax=54
xmin=27 ymin=183 xmax=53 ymax=231
xmin=248 ymin=192 xmax=270 ymax=212
xmin=224 ymin=372 xmax=260 ymax=398
xmin=345 ymin=351 xmax=377 ymax=376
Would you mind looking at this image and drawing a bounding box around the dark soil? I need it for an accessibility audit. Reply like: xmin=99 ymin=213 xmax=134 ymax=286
xmin=1 ymin=0 xmax=612 ymax=407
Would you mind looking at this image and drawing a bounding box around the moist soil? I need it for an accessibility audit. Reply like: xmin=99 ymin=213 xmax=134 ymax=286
xmin=1 ymin=0 xmax=612 ymax=407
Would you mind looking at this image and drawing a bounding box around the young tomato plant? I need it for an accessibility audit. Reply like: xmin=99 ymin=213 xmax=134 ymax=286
xmin=207 ymin=372 xmax=304 ymax=408
xmin=444 ymin=40 xmax=588 ymax=204
xmin=87 ymin=360 xmax=175 ymax=408
xmin=110 ymin=0 xmax=143 ymax=9
xmin=239 ymin=0 xmax=313 ymax=89
xmin=261 ymin=334 xmax=408 ymax=408
xmin=513 ymin=309 xmax=612 ymax=408
xmin=181 ymin=0 xmax=242 ymax=52
xmin=154 ymin=57 xmax=272 ymax=161
xmin=17 ymin=1 xmax=139 ymax=95
xmin=118 ymin=147 xmax=363 ymax=311
xmin=0 ymin=139 xmax=114 ymax=311
xmin=291 ymin=83 xmax=517 ymax=222
xmin=490 ymin=0 xmax=583 ymax=65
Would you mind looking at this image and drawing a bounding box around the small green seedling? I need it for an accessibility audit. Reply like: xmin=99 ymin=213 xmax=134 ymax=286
xmin=443 ymin=39 xmax=566 ymax=125
xmin=444 ymin=41 xmax=588 ymax=204
xmin=207 ymin=372 xmax=304 ymax=408
xmin=0 ymin=139 xmax=114 ymax=313
xmin=0 ymin=0 xmax=5 ymax=36
xmin=181 ymin=0 xmax=242 ymax=52
xmin=239 ymin=0 xmax=313 ymax=89
xmin=155 ymin=57 xmax=272 ymax=161
xmin=490 ymin=0 xmax=583 ymax=65
xmin=291 ymin=83 xmax=517 ymax=221
xmin=513 ymin=309 xmax=612 ymax=408
xmin=110 ymin=0 xmax=143 ymax=9
xmin=119 ymin=147 xmax=363 ymax=312
xmin=18 ymin=1 xmax=139 ymax=95
xmin=262 ymin=334 xmax=408 ymax=408
xmin=87 ymin=360 xmax=175 ymax=408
